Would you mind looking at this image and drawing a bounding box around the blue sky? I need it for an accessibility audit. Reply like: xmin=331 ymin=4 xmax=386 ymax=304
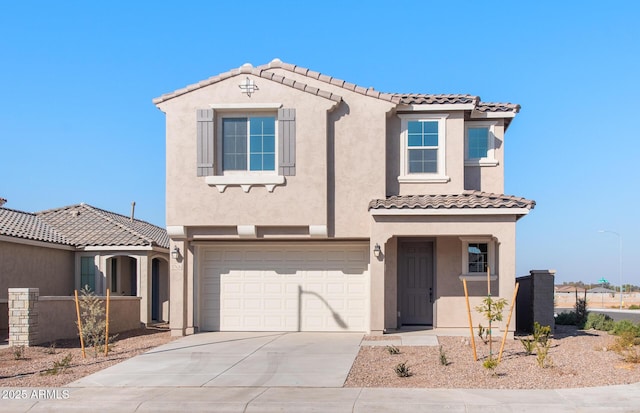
xmin=1 ymin=1 xmax=638 ymax=285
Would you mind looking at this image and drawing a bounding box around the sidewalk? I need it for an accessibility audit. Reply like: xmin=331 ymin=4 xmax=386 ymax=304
xmin=3 ymin=383 xmax=640 ymax=412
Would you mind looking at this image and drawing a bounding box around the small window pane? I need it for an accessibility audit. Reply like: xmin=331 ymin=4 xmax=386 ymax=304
xmin=468 ymin=243 xmax=488 ymax=273
xmin=408 ymin=133 xmax=423 ymax=147
xmin=423 ymin=121 xmax=438 ymax=134
xmin=408 ymin=121 xmax=422 ymax=134
xmin=223 ymin=118 xmax=248 ymax=171
xmin=263 ymin=154 xmax=275 ymax=170
xmin=468 ymin=127 xmax=489 ymax=159
xmin=408 ymin=149 xmax=437 ymax=173
xmin=423 ymin=133 xmax=438 ymax=147
xmin=249 ymin=154 xmax=263 ymax=171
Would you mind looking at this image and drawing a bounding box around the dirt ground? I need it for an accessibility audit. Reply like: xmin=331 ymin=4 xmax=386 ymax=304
xmin=0 ymin=326 xmax=174 ymax=387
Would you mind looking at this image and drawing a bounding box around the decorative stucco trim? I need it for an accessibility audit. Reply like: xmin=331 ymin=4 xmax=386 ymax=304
xmin=81 ymin=245 xmax=168 ymax=252
xmin=209 ymin=103 xmax=282 ymax=110
xmin=309 ymin=225 xmax=328 ymax=238
xmin=397 ymin=103 xmax=476 ymax=112
xmin=459 ymin=274 xmax=498 ymax=282
xmin=205 ymin=175 xmax=286 ymax=193
xmin=237 ymin=225 xmax=257 ymax=238
xmin=167 ymin=226 xmax=187 ymax=239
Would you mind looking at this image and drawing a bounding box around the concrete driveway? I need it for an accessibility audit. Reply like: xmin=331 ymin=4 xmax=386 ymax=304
xmin=68 ymin=332 xmax=363 ymax=388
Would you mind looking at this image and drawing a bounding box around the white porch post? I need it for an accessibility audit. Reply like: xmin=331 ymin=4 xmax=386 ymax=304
xmin=138 ymin=255 xmax=150 ymax=325
xmin=169 ymin=239 xmax=188 ymax=336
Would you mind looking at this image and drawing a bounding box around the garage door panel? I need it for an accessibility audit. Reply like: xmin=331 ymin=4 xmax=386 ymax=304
xmin=200 ymin=244 xmax=369 ymax=332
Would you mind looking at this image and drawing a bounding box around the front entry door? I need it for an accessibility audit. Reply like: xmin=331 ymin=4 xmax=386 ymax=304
xmin=399 ymin=242 xmax=434 ymax=325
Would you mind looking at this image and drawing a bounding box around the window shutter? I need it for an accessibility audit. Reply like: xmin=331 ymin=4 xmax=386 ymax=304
xmin=196 ymin=109 xmax=214 ymax=176
xmin=278 ymin=108 xmax=296 ymax=176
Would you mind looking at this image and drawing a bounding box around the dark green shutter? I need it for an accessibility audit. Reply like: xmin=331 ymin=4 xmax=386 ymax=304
xmin=196 ymin=109 xmax=214 ymax=176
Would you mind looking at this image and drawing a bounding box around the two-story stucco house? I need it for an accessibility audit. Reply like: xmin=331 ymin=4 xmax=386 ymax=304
xmin=153 ymin=59 xmax=535 ymax=337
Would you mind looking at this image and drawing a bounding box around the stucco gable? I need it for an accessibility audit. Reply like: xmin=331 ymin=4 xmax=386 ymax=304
xmin=153 ymin=62 xmax=343 ymax=106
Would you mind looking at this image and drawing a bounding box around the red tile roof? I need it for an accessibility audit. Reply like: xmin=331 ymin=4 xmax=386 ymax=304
xmin=368 ymin=191 xmax=535 ymax=211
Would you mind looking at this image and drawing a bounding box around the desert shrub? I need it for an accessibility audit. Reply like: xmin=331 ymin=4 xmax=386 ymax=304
xmin=41 ymin=353 xmax=73 ymax=376
xmin=13 ymin=345 xmax=25 ymax=360
xmin=482 ymin=356 xmax=498 ymax=373
xmin=477 ymin=324 xmax=489 ymax=344
xmin=386 ymin=345 xmax=400 ymax=355
xmin=584 ymin=313 xmax=615 ymax=331
xmin=533 ymin=322 xmax=551 ymax=344
xmin=77 ymin=287 xmax=118 ymax=356
xmin=519 ymin=337 xmax=536 ymax=355
xmin=439 ymin=346 xmax=449 ymax=366
xmin=609 ymin=332 xmax=640 ymax=363
xmin=394 ymin=362 xmax=411 ymax=377
xmin=628 ymin=304 xmax=640 ymax=310
xmin=611 ymin=320 xmax=640 ymax=337
xmin=575 ymin=290 xmax=588 ymax=328
xmin=555 ymin=311 xmax=577 ymax=325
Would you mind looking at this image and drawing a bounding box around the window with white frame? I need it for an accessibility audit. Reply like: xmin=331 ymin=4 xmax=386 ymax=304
xmin=459 ymin=237 xmax=496 ymax=280
xmin=399 ymin=114 xmax=449 ymax=182
xmin=222 ymin=115 xmax=276 ymax=173
xmin=465 ymin=121 xmax=498 ymax=166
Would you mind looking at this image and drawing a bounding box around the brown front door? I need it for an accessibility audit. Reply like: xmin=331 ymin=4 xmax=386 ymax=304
xmin=399 ymin=241 xmax=434 ymax=325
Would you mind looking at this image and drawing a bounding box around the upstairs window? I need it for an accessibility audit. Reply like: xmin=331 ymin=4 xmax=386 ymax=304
xmin=465 ymin=121 xmax=498 ymax=166
xmin=399 ymin=114 xmax=449 ymax=183
xmin=407 ymin=120 xmax=439 ymax=173
xmin=222 ymin=116 xmax=276 ymax=172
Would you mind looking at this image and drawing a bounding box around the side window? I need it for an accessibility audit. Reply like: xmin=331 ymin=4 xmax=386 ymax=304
xmin=465 ymin=121 xmax=498 ymax=166
xmin=467 ymin=243 xmax=488 ymax=273
xmin=80 ymin=256 xmax=96 ymax=292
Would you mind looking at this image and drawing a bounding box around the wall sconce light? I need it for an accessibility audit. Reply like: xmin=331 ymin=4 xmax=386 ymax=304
xmin=373 ymin=243 xmax=382 ymax=258
xmin=171 ymin=246 xmax=181 ymax=260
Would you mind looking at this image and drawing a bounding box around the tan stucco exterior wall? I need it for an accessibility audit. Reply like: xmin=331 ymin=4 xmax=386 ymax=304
xmin=0 ymin=241 xmax=74 ymax=299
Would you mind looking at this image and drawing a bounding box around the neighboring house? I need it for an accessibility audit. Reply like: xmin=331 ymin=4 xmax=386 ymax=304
xmin=0 ymin=202 xmax=170 ymax=329
xmin=153 ymin=59 xmax=535 ymax=336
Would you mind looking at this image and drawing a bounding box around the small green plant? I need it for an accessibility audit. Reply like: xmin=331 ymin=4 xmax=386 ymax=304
xmin=482 ymin=356 xmax=498 ymax=373
xmin=536 ymin=340 xmax=553 ymax=368
xmin=41 ymin=353 xmax=73 ymax=376
xmin=609 ymin=332 xmax=640 ymax=363
xmin=611 ymin=320 xmax=640 ymax=337
xmin=394 ymin=361 xmax=411 ymax=377
xmin=584 ymin=313 xmax=615 ymax=331
xmin=386 ymin=345 xmax=400 ymax=355
xmin=628 ymin=304 xmax=640 ymax=310
xmin=13 ymin=345 xmax=25 ymax=360
xmin=533 ymin=322 xmax=551 ymax=345
xmin=477 ymin=324 xmax=489 ymax=344
xmin=439 ymin=346 xmax=449 ymax=366
xmin=519 ymin=337 xmax=536 ymax=355
xmin=555 ymin=311 xmax=577 ymax=325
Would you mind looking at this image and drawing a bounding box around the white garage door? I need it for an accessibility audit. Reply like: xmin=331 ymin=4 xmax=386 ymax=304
xmin=199 ymin=243 xmax=369 ymax=332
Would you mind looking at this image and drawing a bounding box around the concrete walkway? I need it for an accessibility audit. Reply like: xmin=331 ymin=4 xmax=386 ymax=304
xmin=3 ymin=331 xmax=640 ymax=412
xmin=69 ymin=332 xmax=363 ymax=388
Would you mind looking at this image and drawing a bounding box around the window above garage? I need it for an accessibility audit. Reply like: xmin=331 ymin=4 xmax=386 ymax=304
xmin=197 ymin=104 xmax=295 ymax=192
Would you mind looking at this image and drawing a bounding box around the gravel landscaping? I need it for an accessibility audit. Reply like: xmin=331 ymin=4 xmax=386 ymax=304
xmin=345 ymin=325 xmax=640 ymax=389
xmin=0 ymin=326 xmax=174 ymax=387
xmin=1 ymin=325 xmax=639 ymax=389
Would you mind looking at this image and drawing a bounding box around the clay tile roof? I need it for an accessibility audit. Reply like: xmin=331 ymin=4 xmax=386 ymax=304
xmin=0 ymin=207 xmax=72 ymax=245
xmin=36 ymin=204 xmax=169 ymax=248
xmin=476 ymin=102 xmax=521 ymax=113
xmin=390 ymin=94 xmax=479 ymax=105
xmin=368 ymin=191 xmax=535 ymax=211
xmin=153 ymin=59 xmax=519 ymax=116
